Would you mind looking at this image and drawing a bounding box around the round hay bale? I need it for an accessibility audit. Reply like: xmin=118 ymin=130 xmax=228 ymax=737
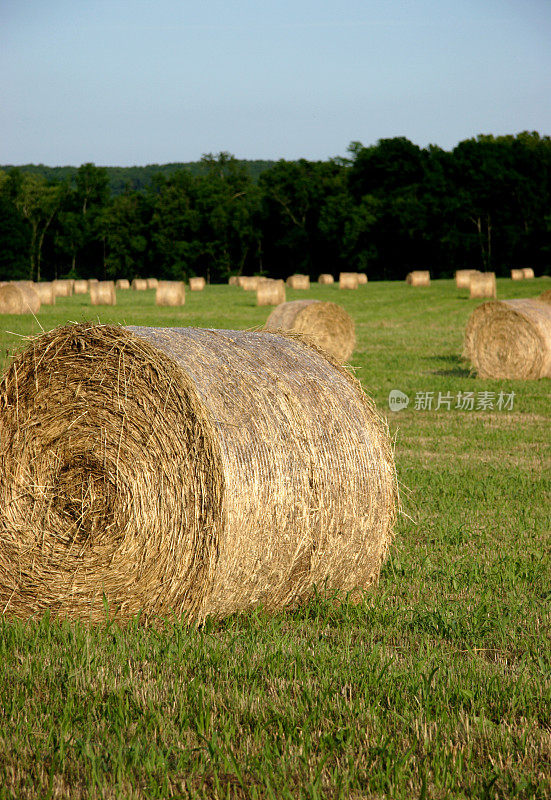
xmin=356 ymin=273 xmax=368 ymax=285
xmin=0 ymin=284 xmax=27 ymax=314
xmin=53 ymin=279 xmax=73 ymax=297
xmin=239 ymin=276 xmax=260 ymax=291
xmin=406 ymin=271 xmax=430 ymax=286
xmin=539 ymin=289 xmax=551 ymax=304
xmin=189 ymin=277 xmax=206 ymax=291
xmin=73 ymin=280 xmax=89 ymax=295
xmin=286 ymin=274 xmax=310 ymax=290
xmin=0 ymin=323 xmax=396 ymax=623
xmin=12 ymin=282 xmax=41 ymax=314
xmin=257 ymin=279 xmax=286 ymax=307
xmin=132 ymin=278 xmax=148 ymax=291
xmin=146 ymin=278 xmax=158 ymax=290
xmin=116 ymin=278 xmax=131 ymax=290
xmin=90 ymin=281 xmax=116 ymax=306
xmin=470 ymin=272 xmax=496 ymax=299
xmin=455 ymin=269 xmax=478 ymax=289
xmin=318 ymin=274 xmax=334 ymax=285
xmin=511 ymin=269 xmax=525 ymax=281
xmin=34 ymin=282 xmax=56 ymax=305
xmin=156 ymin=281 xmax=186 ymax=306
xmin=463 ymin=299 xmax=551 ymax=379
xmin=339 ymin=272 xmax=359 ymax=290
xmin=522 ymin=268 xmax=535 ymax=279
xmin=228 ymin=276 xmax=239 ymax=286
xmin=265 ymin=299 xmax=355 ymax=362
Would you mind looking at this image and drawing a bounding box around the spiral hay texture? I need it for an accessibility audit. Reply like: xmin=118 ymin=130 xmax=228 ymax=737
xmin=116 ymin=279 xmax=131 ymax=290
xmin=257 ymin=279 xmax=286 ymax=306
xmin=34 ymin=282 xmax=56 ymax=305
xmin=0 ymin=284 xmax=36 ymax=315
xmin=132 ymin=278 xmax=148 ymax=291
xmin=406 ymin=271 xmax=430 ymax=286
xmin=286 ymin=274 xmax=310 ymax=290
xmin=318 ymin=274 xmax=334 ymax=285
xmin=73 ymin=280 xmax=89 ymax=295
xmin=265 ymin=300 xmax=355 ymax=362
xmin=189 ymin=277 xmax=206 ymax=291
xmin=90 ymin=281 xmax=116 ymax=306
xmin=339 ymin=272 xmax=359 ymax=290
xmin=463 ymin=299 xmax=551 ymax=379
xmin=0 ymin=323 xmax=396 ymax=624
xmin=156 ymin=281 xmax=186 ymax=306
xmin=470 ymin=272 xmax=496 ymax=298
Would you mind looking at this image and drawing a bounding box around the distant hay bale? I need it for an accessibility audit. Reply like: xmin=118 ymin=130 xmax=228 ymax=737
xmin=463 ymin=299 xmax=551 ymax=379
xmin=90 ymin=281 xmax=116 ymax=306
xmin=265 ymin=299 xmax=355 ymax=362
xmin=511 ymin=269 xmax=524 ymax=281
xmin=189 ymin=277 xmax=206 ymax=291
xmin=539 ymin=289 xmax=551 ymax=304
xmin=339 ymin=272 xmax=359 ymax=290
xmin=318 ymin=274 xmax=334 ymax=285
xmin=470 ymin=272 xmax=496 ymax=299
xmin=0 ymin=285 xmax=27 ymax=314
xmin=357 ymin=273 xmax=368 ymax=285
xmin=34 ymin=282 xmax=56 ymax=305
xmin=522 ymin=268 xmax=535 ymax=279
xmin=455 ymin=269 xmax=478 ymax=289
xmin=0 ymin=322 xmax=397 ymax=623
xmin=132 ymin=278 xmax=148 ymax=291
xmin=116 ymin=279 xmax=131 ymax=290
xmin=406 ymin=271 xmax=430 ymax=286
xmin=228 ymin=276 xmax=239 ymax=286
xmin=286 ymin=274 xmax=310 ymax=290
xmin=53 ymin=279 xmax=73 ymax=297
xmin=156 ymin=281 xmax=186 ymax=306
xmin=257 ymin=279 xmax=286 ymax=307
xmin=239 ymin=276 xmax=260 ymax=291
xmin=73 ymin=280 xmax=89 ymax=295
xmin=146 ymin=278 xmax=158 ymax=289
xmin=12 ymin=282 xmax=41 ymax=314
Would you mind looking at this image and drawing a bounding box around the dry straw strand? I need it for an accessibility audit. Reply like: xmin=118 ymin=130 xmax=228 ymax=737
xmin=156 ymin=281 xmax=186 ymax=306
xmin=257 ymin=279 xmax=286 ymax=307
xmin=318 ymin=274 xmax=334 ymax=285
xmin=339 ymin=272 xmax=359 ymax=290
xmin=463 ymin=298 xmax=551 ymax=379
xmin=189 ymin=277 xmax=206 ymax=291
xmin=90 ymin=281 xmax=116 ymax=306
xmin=470 ymin=272 xmax=496 ymax=299
xmin=0 ymin=323 xmax=396 ymax=624
xmin=265 ymin=299 xmax=355 ymax=362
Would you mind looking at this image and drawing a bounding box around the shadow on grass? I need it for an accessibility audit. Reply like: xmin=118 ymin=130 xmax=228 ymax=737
xmin=425 ymin=355 xmax=473 ymax=378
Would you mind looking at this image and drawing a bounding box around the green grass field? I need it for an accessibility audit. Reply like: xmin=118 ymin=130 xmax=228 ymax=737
xmin=0 ymin=279 xmax=549 ymax=799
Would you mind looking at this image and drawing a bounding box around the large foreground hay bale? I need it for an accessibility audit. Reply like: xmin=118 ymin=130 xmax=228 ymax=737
xmin=406 ymin=271 xmax=430 ymax=286
xmin=470 ymin=272 xmax=496 ymax=298
xmin=156 ymin=281 xmax=186 ymax=306
xmin=463 ymin=299 xmax=551 ymax=379
xmin=257 ymin=279 xmax=286 ymax=307
xmin=90 ymin=281 xmax=116 ymax=306
xmin=12 ymin=282 xmax=41 ymax=314
xmin=511 ymin=269 xmax=524 ymax=281
xmin=265 ymin=299 xmax=355 ymax=362
xmin=146 ymin=278 xmax=158 ymax=289
xmin=522 ymin=268 xmax=535 ymax=279
xmin=286 ymin=274 xmax=310 ymax=290
xmin=116 ymin=278 xmax=130 ymax=290
xmin=53 ymin=279 xmax=73 ymax=297
xmin=0 ymin=323 xmax=396 ymax=623
xmin=132 ymin=278 xmax=148 ymax=291
xmin=189 ymin=277 xmax=206 ymax=291
xmin=34 ymin=282 xmax=56 ymax=305
xmin=339 ymin=272 xmax=359 ymax=290
xmin=455 ymin=269 xmax=478 ymax=289
xmin=73 ymin=280 xmax=89 ymax=295
xmin=318 ymin=274 xmax=334 ymax=285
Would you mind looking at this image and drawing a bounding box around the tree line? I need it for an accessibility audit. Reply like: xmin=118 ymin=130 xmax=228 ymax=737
xmin=1 ymin=132 xmax=550 ymax=284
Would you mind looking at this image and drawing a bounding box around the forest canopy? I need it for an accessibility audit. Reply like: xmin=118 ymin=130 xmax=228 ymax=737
xmin=1 ymin=133 xmax=550 ymax=283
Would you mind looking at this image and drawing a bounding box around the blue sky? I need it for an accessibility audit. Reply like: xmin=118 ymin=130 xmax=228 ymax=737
xmin=1 ymin=0 xmax=550 ymax=166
